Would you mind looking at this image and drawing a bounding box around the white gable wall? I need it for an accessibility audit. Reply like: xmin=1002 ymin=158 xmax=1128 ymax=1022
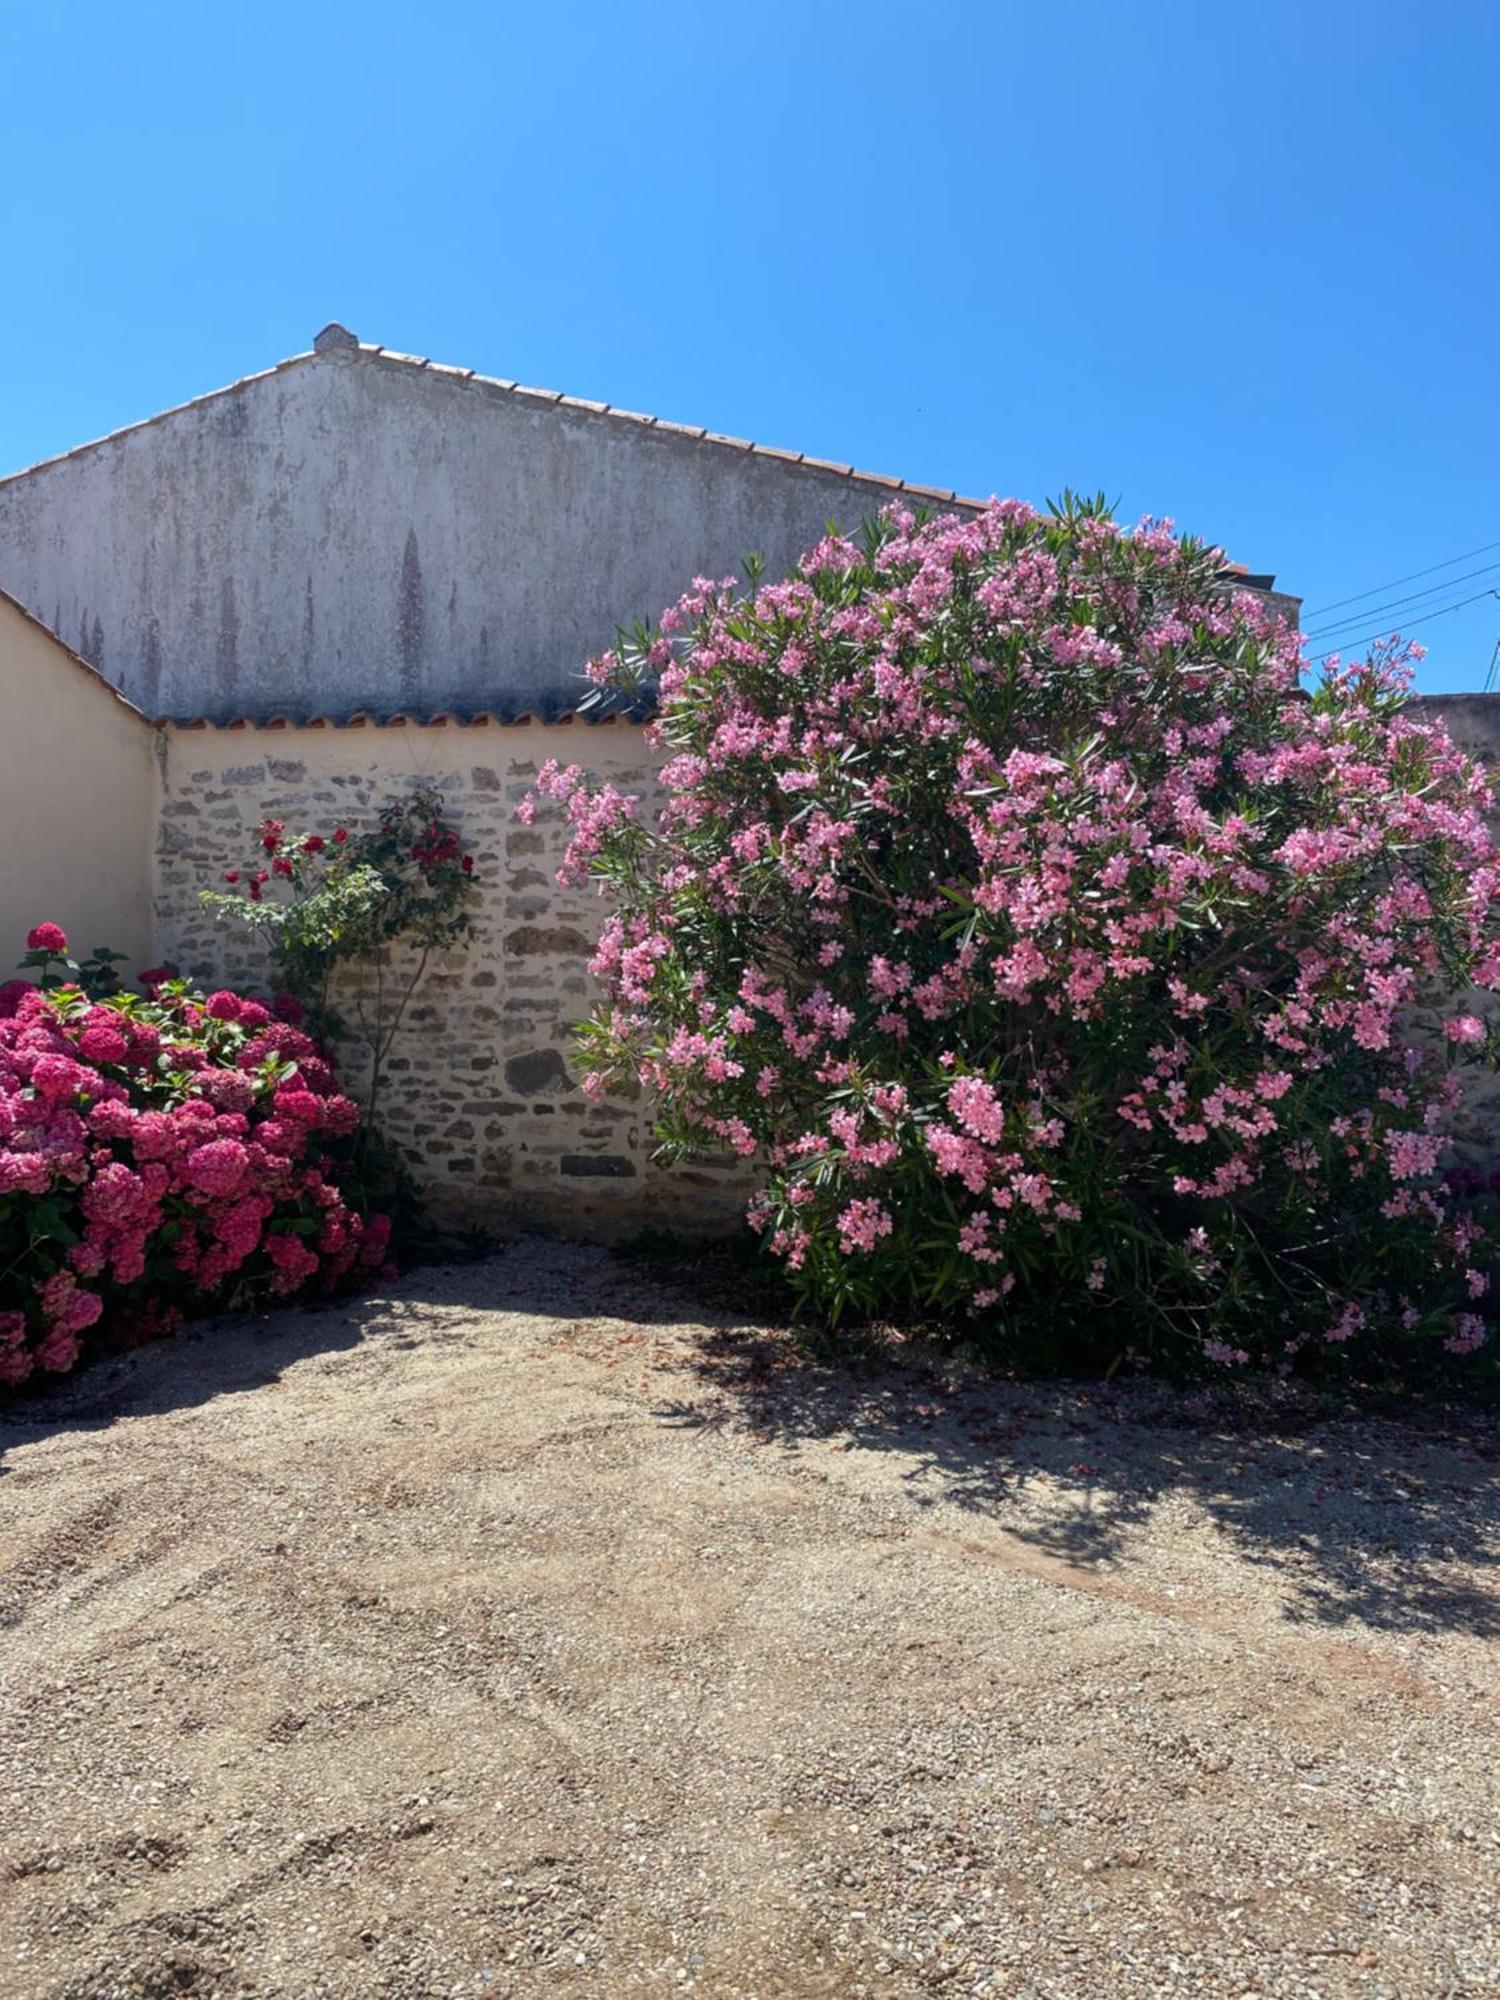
xmin=0 ymin=347 xmax=966 ymax=724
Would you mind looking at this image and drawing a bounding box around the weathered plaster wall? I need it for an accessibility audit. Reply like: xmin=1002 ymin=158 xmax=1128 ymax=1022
xmin=0 ymin=345 xmax=979 ymax=725
xmin=0 ymin=592 xmax=157 ymax=970
xmin=151 ymin=719 xmax=748 ymax=1240
xmin=1408 ymin=693 xmax=1500 ymax=772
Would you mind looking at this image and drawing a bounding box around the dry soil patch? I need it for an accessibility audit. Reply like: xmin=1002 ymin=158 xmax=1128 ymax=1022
xmin=1 ymin=1242 xmax=1497 ymax=1998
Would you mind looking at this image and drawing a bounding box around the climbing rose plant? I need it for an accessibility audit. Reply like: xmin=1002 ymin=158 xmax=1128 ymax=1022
xmin=529 ymin=497 xmax=1500 ymax=1372
xmin=0 ymin=926 xmax=390 ymax=1390
xmin=201 ymin=783 xmax=476 ymax=1142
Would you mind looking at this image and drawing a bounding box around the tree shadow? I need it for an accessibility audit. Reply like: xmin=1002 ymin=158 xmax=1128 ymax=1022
xmin=0 ymin=1292 xmax=436 ymax=1467
xmin=4 ymin=1240 xmax=1497 ymax=1643
xmin=655 ymin=1316 xmax=1500 ymax=1640
xmin=0 ymin=1238 xmax=704 ymax=1468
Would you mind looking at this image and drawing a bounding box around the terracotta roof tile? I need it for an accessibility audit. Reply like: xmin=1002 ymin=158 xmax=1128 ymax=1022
xmin=152 ymin=704 xmax=638 ymax=732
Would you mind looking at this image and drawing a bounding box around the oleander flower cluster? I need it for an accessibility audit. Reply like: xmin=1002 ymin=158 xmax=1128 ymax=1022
xmin=0 ymin=926 xmax=391 ymax=1390
xmin=534 ymin=497 xmax=1500 ymax=1370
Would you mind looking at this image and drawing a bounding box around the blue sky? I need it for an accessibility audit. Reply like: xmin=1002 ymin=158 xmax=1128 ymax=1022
xmin=2 ymin=1 xmax=1496 ymax=690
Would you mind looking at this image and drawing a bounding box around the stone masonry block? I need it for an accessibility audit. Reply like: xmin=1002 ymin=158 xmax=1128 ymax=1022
xmin=504 ymin=1048 xmax=574 ymax=1096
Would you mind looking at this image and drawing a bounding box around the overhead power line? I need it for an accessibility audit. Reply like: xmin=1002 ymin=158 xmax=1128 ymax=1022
xmin=1305 ymin=535 xmax=1500 ymax=619
xmin=1304 ymin=559 xmax=1500 ymax=640
xmin=1310 ymin=588 xmax=1500 ymax=663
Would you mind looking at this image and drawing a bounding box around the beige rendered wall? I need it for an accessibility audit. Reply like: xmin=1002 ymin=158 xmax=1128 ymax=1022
xmin=151 ymin=718 xmax=750 ymax=1241
xmin=0 ymin=593 xmax=158 ymax=974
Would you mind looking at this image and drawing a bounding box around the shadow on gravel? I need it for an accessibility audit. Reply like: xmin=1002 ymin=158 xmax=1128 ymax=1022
xmin=656 ymin=1318 xmax=1500 ymax=1640
xmin=0 ymin=1241 xmax=695 ymax=1468
xmin=0 ymin=1294 xmax=437 ymax=1467
xmin=5 ymin=1240 xmax=1497 ymax=1642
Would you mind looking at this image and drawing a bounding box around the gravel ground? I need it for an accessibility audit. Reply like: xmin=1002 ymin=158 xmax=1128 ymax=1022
xmin=1 ymin=1241 xmax=1497 ymax=2000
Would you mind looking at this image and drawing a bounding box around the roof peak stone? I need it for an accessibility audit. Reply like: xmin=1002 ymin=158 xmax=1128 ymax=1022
xmin=313 ymin=321 xmax=359 ymax=353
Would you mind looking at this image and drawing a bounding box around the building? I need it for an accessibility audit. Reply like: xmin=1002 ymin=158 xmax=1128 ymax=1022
xmin=0 ymin=324 xmax=1006 ymax=726
xmin=0 ymin=329 xmax=1302 ymax=1236
xmin=0 ymin=587 xmax=155 ymax=969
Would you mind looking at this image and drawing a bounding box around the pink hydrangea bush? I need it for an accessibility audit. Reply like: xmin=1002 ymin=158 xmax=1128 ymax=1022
xmin=0 ymin=929 xmax=391 ymax=1390
xmin=535 ymin=497 xmax=1500 ymax=1372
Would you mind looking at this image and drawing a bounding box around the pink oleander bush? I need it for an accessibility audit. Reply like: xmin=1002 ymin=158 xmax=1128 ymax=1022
xmin=0 ymin=927 xmax=391 ymax=1391
xmin=532 ymin=495 xmax=1500 ymax=1373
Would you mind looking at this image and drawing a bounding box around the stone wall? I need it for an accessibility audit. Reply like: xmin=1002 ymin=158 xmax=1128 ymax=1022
xmin=151 ymin=718 xmax=749 ymax=1241
xmin=148 ymin=695 xmax=1500 ymax=1244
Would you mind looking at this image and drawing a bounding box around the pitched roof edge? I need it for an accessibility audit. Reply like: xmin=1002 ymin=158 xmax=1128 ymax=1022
xmin=0 ymin=338 xmax=990 ymax=511
xmin=0 ymin=354 xmax=321 ymax=490
xmin=355 ymin=341 xmax=992 ymax=505
xmin=0 ymin=586 xmax=154 ymax=726
xmin=156 ymin=706 xmax=643 ymax=732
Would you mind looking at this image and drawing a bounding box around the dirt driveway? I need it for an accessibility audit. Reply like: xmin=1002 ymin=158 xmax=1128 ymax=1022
xmin=1 ymin=1243 xmax=1497 ymax=1999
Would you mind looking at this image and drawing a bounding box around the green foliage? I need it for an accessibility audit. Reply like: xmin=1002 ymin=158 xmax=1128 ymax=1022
xmin=201 ymin=782 xmax=477 ymax=1160
xmin=542 ymin=500 xmax=1500 ymax=1377
xmin=200 ymin=782 xmax=474 ymax=1010
xmin=19 ymin=937 xmax=133 ymax=1001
